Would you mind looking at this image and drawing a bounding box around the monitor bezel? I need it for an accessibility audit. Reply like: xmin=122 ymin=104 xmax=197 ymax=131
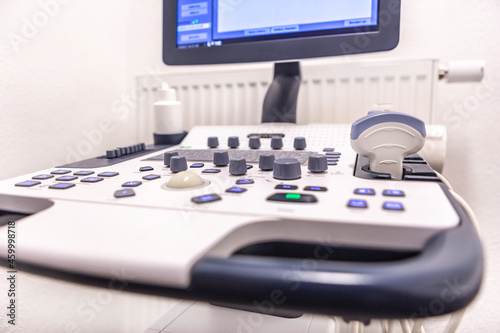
xmin=163 ymin=0 xmax=400 ymax=65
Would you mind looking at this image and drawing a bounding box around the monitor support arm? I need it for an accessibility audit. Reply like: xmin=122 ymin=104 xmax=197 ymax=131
xmin=261 ymin=61 xmax=301 ymax=123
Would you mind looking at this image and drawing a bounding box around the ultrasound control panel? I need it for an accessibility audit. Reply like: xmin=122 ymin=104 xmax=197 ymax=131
xmin=0 ymin=124 xmax=483 ymax=319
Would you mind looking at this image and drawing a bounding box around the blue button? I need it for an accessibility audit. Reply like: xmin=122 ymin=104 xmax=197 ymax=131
xmin=81 ymin=177 xmax=103 ymax=183
xmin=304 ymin=186 xmax=328 ymax=192
xmin=56 ymin=176 xmax=78 ymax=181
xmin=275 ymin=184 xmax=298 ymax=190
xmin=74 ymin=171 xmax=94 ymax=176
xmin=190 ymin=163 xmax=205 ymax=168
xmin=15 ymin=180 xmax=41 ymax=187
xmin=354 ymin=188 xmax=375 ymax=195
xmin=383 ymin=201 xmax=404 ymax=211
xmin=348 ymin=199 xmax=368 ymax=208
xmin=192 ymin=193 xmax=222 ymax=204
xmin=142 ymin=174 xmax=161 ymax=180
xmin=202 ymin=169 xmax=221 ymax=174
xmin=139 ymin=166 xmax=154 ymax=172
xmin=236 ymin=179 xmax=255 ymax=185
xmin=49 ymin=183 xmax=75 ymax=190
xmin=326 ymin=152 xmax=341 ymax=156
xmin=383 ymin=189 xmax=405 ymax=197
xmin=32 ymin=174 xmax=54 ymax=180
xmin=51 ymin=170 xmax=71 ymax=175
xmin=327 ymin=162 xmax=338 ymax=166
xmin=122 ymin=181 xmax=142 ymax=187
xmin=98 ymin=172 xmax=119 ymax=177
xmin=246 ymin=165 xmax=253 ymax=170
xmin=226 ymin=187 xmax=247 ymax=193
xmin=114 ymin=189 xmax=135 ymax=198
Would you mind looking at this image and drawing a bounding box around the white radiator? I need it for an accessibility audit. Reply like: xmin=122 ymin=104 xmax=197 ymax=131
xmin=136 ymin=58 xmax=439 ymax=143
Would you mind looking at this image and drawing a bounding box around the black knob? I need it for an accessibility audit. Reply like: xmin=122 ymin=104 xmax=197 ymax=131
xmin=249 ymin=137 xmax=261 ymax=149
xmin=170 ymin=156 xmax=188 ymax=173
xmin=228 ymin=136 xmax=240 ymax=148
xmin=259 ymin=153 xmax=275 ymax=171
xmin=213 ymin=151 xmax=229 ymax=167
xmin=207 ymin=137 xmax=219 ymax=148
xmin=273 ymin=158 xmax=301 ymax=180
xmin=271 ymin=137 xmax=283 ymax=150
xmin=229 ymin=158 xmax=247 ymax=176
xmin=308 ymin=154 xmax=328 ymax=173
xmin=164 ymin=151 xmax=179 ymax=166
xmin=294 ymin=137 xmax=307 ymax=150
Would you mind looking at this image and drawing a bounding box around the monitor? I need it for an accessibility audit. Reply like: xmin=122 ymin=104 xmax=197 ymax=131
xmin=163 ymin=0 xmax=400 ymax=65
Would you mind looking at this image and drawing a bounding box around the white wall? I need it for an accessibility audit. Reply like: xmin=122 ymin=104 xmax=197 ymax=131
xmin=0 ymin=0 xmax=499 ymax=332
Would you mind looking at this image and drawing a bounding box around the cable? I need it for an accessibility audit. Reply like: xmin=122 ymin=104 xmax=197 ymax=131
xmin=434 ymin=171 xmax=454 ymax=191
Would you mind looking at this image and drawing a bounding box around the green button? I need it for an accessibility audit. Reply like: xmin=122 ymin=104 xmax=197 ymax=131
xmin=285 ymin=193 xmax=302 ymax=200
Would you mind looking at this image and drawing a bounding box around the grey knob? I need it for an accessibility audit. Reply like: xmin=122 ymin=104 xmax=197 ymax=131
xmin=164 ymin=151 xmax=179 ymax=166
xmin=170 ymin=156 xmax=188 ymax=173
xmin=294 ymin=137 xmax=307 ymax=150
xmin=229 ymin=157 xmax=247 ymax=176
xmin=207 ymin=136 xmax=219 ymax=148
xmin=308 ymin=154 xmax=328 ymax=173
xmin=213 ymin=151 xmax=229 ymax=167
xmin=259 ymin=153 xmax=275 ymax=171
xmin=273 ymin=158 xmax=302 ymax=180
xmin=270 ymin=137 xmax=283 ymax=150
xmin=228 ymin=136 xmax=240 ymax=148
xmin=249 ymin=137 xmax=261 ymax=149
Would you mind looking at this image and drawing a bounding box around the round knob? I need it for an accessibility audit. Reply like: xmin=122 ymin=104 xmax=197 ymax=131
xmin=294 ymin=137 xmax=307 ymax=150
xmin=167 ymin=171 xmax=204 ymax=189
xmin=270 ymin=137 xmax=283 ymax=150
xmin=170 ymin=156 xmax=188 ymax=173
xmin=259 ymin=153 xmax=275 ymax=171
xmin=229 ymin=157 xmax=247 ymax=176
xmin=213 ymin=151 xmax=229 ymax=167
xmin=207 ymin=136 xmax=219 ymax=148
xmin=164 ymin=151 xmax=179 ymax=166
xmin=308 ymin=154 xmax=328 ymax=173
xmin=273 ymin=158 xmax=302 ymax=180
xmin=248 ymin=137 xmax=261 ymax=149
xmin=228 ymin=136 xmax=240 ymax=148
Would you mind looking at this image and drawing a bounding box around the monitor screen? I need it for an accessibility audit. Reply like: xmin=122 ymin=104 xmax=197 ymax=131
xmin=163 ymin=0 xmax=400 ymax=65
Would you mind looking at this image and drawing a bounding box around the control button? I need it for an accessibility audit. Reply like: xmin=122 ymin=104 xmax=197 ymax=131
xmin=226 ymin=187 xmax=247 ymax=193
xmin=15 ymin=180 xmax=41 ymax=187
xmin=308 ymin=154 xmax=328 ymax=173
xmin=81 ymin=177 xmax=104 ymax=183
xmin=114 ymin=189 xmax=135 ymax=198
xmin=228 ymin=136 xmax=240 ymax=148
xmin=122 ymin=181 xmax=142 ymax=187
xmin=202 ymin=169 xmax=221 ymax=174
xmin=51 ymin=170 xmax=71 ymax=175
xmin=140 ymin=143 xmax=146 ymax=150
xmin=213 ymin=151 xmax=229 ymax=167
xmin=327 ymin=162 xmax=338 ymax=166
xmin=192 ymin=193 xmax=222 ymax=204
xmin=236 ymin=179 xmax=254 ymax=185
xmin=354 ymin=188 xmax=375 ymax=195
xmin=259 ymin=153 xmax=275 ymax=171
xmin=207 ymin=136 xmax=219 ymax=148
xmin=114 ymin=149 xmax=122 ymax=157
xmin=142 ymin=174 xmax=161 ymax=181
xmin=98 ymin=172 xmax=119 ymax=177
xmin=49 ymin=183 xmax=76 ymax=190
xmin=164 ymin=151 xmax=179 ymax=167
xmin=32 ymin=174 xmax=54 ymax=180
xmin=56 ymin=176 xmax=78 ymax=181
xmin=139 ymin=166 xmax=154 ymax=172
xmin=74 ymin=171 xmax=94 ymax=176
xmin=383 ymin=201 xmax=405 ymax=211
xmin=267 ymin=193 xmax=318 ymax=203
xmin=294 ymin=137 xmax=307 ymax=150
xmin=170 ymin=156 xmax=188 ymax=173
xmin=348 ymin=199 xmax=368 ymax=208
xmin=326 ymin=152 xmax=341 ymax=156
xmin=190 ymin=163 xmax=205 ymax=168
xmin=229 ymin=158 xmax=247 ymax=176
xmin=323 ymin=148 xmax=335 ymax=152
xmin=270 ymin=136 xmax=283 ymax=150
xmin=246 ymin=165 xmax=253 ymax=170
xmin=383 ymin=189 xmax=406 ymax=197
xmin=273 ymin=158 xmax=301 ymax=180
xmin=167 ymin=171 xmax=204 ymax=189
xmin=248 ymin=137 xmax=261 ymax=149
xmin=275 ymin=184 xmax=298 ymax=190
xmin=106 ymin=150 xmax=117 ymax=159
xmin=304 ymin=186 xmax=327 ymax=192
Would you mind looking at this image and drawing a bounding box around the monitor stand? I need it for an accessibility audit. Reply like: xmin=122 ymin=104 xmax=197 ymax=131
xmin=261 ymin=61 xmax=301 ymax=123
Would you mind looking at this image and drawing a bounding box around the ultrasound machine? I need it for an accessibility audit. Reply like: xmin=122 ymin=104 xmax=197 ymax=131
xmin=0 ymin=1 xmax=484 ymax=332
